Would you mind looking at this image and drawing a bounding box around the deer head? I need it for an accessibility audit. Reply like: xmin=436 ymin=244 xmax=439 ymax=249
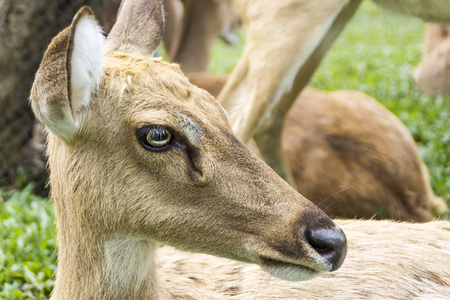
xmin=30 ymin=0 xmax=346 ymax=298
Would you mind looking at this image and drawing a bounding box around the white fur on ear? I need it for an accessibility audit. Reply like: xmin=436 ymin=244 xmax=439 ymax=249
xmin=70 ymin=15 xmax=105 ymax=115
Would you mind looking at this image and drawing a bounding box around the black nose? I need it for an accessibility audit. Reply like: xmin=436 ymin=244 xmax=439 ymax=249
xmin=304 ymin=227 xmax=347 ymax=271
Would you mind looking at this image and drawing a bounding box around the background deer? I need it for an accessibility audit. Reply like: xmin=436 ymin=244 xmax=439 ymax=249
xmin=186 ymin=72 xmax=447 ymax=221
xmin=30 ymin=1 xmax=347 ymax=299
xmin=413 ymin=23 xmax=450 ymax=96
xmin=217 ymin=0 xmax=450 ymax=193
xmin=167 ymin=1 xmax=447 ymax=221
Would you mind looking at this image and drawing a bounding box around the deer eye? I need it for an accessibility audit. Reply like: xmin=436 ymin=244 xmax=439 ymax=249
xmin=136 ymin=126 xmax=172 ymax=150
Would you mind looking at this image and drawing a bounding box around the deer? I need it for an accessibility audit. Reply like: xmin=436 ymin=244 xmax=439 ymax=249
xmin=413 ymin=23 xmax=450 ymax=96
xmin=30 ymin=1 xmax=348 ymax=298
xmin=186 ymin=72 xmax=447 ymax=221
xmin=30 ymin=1 xmax=450 ymax=299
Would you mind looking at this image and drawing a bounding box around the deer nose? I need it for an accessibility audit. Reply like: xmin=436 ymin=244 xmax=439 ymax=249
xmin=304 ymin=226 xmax=347 ymax=271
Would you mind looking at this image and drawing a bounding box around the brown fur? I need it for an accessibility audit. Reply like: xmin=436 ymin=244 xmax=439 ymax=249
xmin=413 ymin=23 xmax=450 ymax=96
xmin=31 ymin=2 xmax=347 ymax=299
xmin=284 ymin=88 xmax=447 ymax=221
xmin=187 ymin=72 xmax=447 ymax=221
xmin=186 ymin=72 xmax=230 ymax=97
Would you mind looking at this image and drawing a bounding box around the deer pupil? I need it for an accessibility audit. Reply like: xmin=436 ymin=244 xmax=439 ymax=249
xmin=147 ymin=127 xmax=171 ymax=147
xmin=155 ymin=129 xmax=166 ymax=140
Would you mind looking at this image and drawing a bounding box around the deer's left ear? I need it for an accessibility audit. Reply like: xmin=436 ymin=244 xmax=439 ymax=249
xmin=31 ymin=6 xmax=105 ymax=142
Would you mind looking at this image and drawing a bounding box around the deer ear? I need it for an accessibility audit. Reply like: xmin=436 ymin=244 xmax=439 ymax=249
xmin=105 ymin=0 xmax=164 ymax=56
xmin=31 ymin=6 xmax=105 ymax=142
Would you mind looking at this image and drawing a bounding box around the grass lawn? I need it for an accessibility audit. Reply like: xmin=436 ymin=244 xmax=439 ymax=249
xmin=1 ymin=1 xmax=449 ymax=298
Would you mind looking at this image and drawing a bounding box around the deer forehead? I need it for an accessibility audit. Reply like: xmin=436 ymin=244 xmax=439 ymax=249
xmin=99 ymin=54 xmax=230 ymax=137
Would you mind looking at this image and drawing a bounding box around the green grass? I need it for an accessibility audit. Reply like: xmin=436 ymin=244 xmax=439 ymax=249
xmin=0 ymin=186 xmax=55 ymax=299
xmin=1 ymin=1 xmax=450 ymax=298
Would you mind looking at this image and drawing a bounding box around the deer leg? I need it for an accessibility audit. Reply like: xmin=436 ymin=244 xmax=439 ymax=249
xmin=173 ymin=0 xmax=238 ymax=72
xmin=253 ymin=120 xmax=296 ymax=187
xmin=256 ymin=0 xmax=362 ymax=187
xmin=220 ymin=0 xmax=357 ymax=142
xmin=220 ymin=0 xmax=362 ymax=186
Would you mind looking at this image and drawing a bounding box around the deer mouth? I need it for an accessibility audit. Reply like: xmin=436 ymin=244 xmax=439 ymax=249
xmin=258 ymin=256 xmax=324 ymax=282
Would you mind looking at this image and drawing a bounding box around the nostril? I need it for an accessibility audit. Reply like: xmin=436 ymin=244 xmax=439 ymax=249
xmin=304 ymin=227 xmax=347 ymax=271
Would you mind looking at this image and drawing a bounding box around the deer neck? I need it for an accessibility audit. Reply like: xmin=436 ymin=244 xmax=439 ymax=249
xmin=46 ymin=137 xmax=159 ymax=299
xmin=51 ymin=201 xmax=159 ymax=300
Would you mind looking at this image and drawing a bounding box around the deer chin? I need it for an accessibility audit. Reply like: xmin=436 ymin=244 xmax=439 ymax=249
xmin=241 ymin=241 xmax=333 ymax=282
xmin=258 ymin=256 xmax=325 ymax=282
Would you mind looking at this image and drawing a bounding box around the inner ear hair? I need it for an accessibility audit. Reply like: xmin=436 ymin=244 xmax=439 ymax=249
xmin=68 ymin=6 xmax=105 ymax=116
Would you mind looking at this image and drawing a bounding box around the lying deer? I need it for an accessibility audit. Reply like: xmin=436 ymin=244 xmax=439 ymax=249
xmin=413 ymin=23 xmax=450 ymax=96
xmin=218 ymin=0 xmax=450 ymax=189
xmin=187 ymin=72 xmax=447 ymax=221
xmin=31 ymin=1 xmax=450 ymax=299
